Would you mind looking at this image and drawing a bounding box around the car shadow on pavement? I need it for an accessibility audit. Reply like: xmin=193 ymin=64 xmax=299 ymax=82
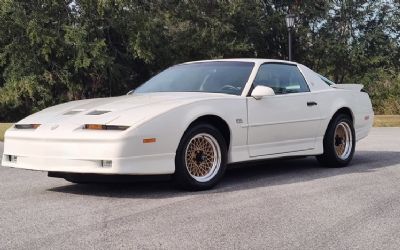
xmin=47 ymin=150 xmax=400 ymax=198
xmin=217 ymin=150 xmax=400 ymax=192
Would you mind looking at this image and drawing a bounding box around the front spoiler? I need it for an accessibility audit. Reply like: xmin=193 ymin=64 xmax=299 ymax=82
xmin=48 ymin=172 xmax=171 ymax=182
xmin=2 ymin=153 xmax=175 ymax=175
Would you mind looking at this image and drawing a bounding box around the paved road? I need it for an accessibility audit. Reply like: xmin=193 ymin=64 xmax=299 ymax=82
xmin=1 ymin=128 xmax=400 ymax=249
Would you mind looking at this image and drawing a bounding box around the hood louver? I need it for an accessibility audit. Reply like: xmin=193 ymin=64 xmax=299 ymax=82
xmin=86 ymin=110 xmax=110 ymax=115
xmin=63 ymin=110 xmax=82 ymax=115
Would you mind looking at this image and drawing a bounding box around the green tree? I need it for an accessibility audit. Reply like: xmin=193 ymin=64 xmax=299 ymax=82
xmin=0 ymin=0 xmax=399 ymax=121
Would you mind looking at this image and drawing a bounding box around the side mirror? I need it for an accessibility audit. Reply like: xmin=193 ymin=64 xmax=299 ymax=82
xmin=251 ymin=85 xmax=275 ymax=100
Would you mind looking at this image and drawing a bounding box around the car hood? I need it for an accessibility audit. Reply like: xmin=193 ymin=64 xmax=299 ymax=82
xmin=18 ymin=92 xmax=237 ymax=127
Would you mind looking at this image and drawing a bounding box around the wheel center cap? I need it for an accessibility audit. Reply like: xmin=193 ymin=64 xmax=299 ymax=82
xmin=335 ymin=136 xmax=344 ymax=146
xmin=194 ymin=151 xmax=206 ymax=164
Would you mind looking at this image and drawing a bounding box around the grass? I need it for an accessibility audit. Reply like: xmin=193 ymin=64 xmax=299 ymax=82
xmin=0 ymin=123 xmax=13 ymax=141
xmin=0 ymin=115 xmax=398 ymax=142
xmin=373 ymin=115 xmax=400 ymax=127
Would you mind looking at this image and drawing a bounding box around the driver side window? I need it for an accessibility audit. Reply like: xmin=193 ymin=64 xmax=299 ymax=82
xmin=253 ymin=63 xmax=309 ymax=95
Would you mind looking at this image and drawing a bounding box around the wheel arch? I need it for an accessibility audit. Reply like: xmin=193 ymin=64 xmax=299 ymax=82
xmin=186 ymin=115 xmax=231 ymax=150
xmin=331 ymin=107 xmax=354 ymax=124
xmin=322 ymin=106 xmax=354 ymax=140
xmin=317 ymin=106 xmax=356 ymax=167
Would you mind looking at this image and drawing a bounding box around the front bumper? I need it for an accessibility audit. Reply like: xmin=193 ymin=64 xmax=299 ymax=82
xmin=2 ymin=129 xmax=175 ymax=175
xmin=2 ymin=153 xmax=175 ymax=175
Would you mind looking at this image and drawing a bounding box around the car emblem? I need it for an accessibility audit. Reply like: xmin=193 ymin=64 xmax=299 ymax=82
xmin=51 ymin=125 xmax=59 ymax=130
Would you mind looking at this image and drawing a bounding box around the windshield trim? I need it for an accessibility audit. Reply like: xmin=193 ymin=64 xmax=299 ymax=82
xmin=133 ymin=61 xmax=256 ymax=96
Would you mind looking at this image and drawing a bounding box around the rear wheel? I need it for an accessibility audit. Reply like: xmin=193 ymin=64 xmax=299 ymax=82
xmin=173 ymin=123 xmax=227 ymax=190
xmin=317 ymin=114 xmax=355 ymax=167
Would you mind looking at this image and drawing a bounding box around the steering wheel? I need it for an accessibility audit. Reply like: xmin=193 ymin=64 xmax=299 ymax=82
xmin=221 ymin=85 xmax=240 ymax=93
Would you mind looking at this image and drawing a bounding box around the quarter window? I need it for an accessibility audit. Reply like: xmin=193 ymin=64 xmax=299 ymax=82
xmin=253 ymin=64 xmax=309 ymax=94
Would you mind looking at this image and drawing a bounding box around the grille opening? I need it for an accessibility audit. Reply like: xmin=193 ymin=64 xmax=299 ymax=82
xmin=6 ymin=155 xmax=17 ymax=163
xmin=101 ymin=160 xmax=112 ymax=168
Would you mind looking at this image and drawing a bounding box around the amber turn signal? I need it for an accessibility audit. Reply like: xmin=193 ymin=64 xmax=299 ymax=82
xmin=143 ymin=138 xmax=156 ymax=143
xmin=85 ymin=124 xmax=105 ymax=130
xmin=84 ymin=124 xmax=129 ymax=131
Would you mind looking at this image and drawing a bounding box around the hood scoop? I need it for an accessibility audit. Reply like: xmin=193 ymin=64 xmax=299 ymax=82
xmin=86 ymin=110 xmax=111 ymax=115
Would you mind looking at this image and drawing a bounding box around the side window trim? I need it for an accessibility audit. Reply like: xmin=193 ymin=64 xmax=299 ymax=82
xmin=249 ymin=62 xmax=310 ymax=96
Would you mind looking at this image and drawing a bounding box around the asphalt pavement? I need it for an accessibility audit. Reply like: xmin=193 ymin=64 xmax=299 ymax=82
xmin=1 ymin=128 xmax=400 ymax=249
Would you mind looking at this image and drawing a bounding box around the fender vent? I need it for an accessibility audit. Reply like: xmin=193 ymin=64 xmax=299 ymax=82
xmin=86 ymin=110 xmax=110 ymax=115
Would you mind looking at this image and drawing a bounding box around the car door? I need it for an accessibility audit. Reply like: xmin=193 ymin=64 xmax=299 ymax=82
xmin=247 ymin=63 xmax=322 ymax=157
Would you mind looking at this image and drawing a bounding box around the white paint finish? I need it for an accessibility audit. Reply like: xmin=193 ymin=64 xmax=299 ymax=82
xmin=2 ymin=152 xmax=175 ymax=175
xmin=297 ymin=64 xmax=331 ymax=92
xmin=1 ymin=59 xmax=374 ymax=175
xmin=247 ymin=92 xmax=322 ymax=156
xmin=332 ymin=84 xmax=364 ymax=91
xmin=250 ymin=85 xmax=275 ymax=99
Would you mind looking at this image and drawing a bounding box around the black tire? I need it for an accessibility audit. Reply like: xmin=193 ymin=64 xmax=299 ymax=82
xmin=173 ymin=123 xmax=228 ymax=191
xmin=316 ymin=114 xmax=355 ymax=168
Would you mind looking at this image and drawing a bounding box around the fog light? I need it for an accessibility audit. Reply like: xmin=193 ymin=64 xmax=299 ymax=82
xmin=101 ymin=160 xmax=112 ymax=168
xmin=9 ymin=155 xmax=17 ymax=163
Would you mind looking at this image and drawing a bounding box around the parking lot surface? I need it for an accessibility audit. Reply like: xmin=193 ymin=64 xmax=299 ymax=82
xmin=1 ymin=128 xmax=400 ymax=249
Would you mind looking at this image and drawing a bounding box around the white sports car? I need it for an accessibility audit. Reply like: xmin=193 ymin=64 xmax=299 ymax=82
xmin=2 ymin=59 xmax=374 ymax=190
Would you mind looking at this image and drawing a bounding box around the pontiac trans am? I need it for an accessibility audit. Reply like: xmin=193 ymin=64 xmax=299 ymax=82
xmin=2 ymin=59 xmax=374 ymax=190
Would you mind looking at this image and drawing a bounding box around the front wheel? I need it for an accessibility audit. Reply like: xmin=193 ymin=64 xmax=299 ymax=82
xmin=316 ymin=114 xmax=355 ymax=167
xmin=173 ymin=123 xmax=227 ymax=190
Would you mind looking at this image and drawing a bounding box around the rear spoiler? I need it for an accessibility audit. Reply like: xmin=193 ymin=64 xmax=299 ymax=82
xmin=331 ymin=84 xmax=364 ymax=92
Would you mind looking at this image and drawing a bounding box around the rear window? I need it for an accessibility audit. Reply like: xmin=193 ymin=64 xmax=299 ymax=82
xmin=318 ymin=74 xmax=335 ymax=86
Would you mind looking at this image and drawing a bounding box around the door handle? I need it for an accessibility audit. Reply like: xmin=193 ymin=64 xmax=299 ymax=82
xmin=307 ymin=101 xmax=318 ymax=106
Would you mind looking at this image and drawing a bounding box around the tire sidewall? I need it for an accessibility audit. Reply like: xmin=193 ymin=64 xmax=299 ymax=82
xmin=325 ymin=114 xmax=356 ymax=166
xmin=174 ymin=123 xmax=228 ymax=190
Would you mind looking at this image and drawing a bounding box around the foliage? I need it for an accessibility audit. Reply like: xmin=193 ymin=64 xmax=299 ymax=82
xmin=373 ymin=115 xmax=400 ymax=127
xmin=0 ymin=123 xmax=12 ymax=141
xmin=0 ymin=0 xmax=399 ymax=121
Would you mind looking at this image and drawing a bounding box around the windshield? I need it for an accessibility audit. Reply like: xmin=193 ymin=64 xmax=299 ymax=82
xmin=134 ymin=61 xmax=255 ymax=95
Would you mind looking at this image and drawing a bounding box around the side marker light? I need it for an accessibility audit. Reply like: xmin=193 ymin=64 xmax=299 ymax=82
xmin=143 ymin=138 xmax=156 ymax=144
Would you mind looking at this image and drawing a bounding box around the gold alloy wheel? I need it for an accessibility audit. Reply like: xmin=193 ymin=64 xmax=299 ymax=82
xmin=334 ymin=122 xmax=353 ymax=160
xmin=184 ymin=133 xmax=221 ymax=182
